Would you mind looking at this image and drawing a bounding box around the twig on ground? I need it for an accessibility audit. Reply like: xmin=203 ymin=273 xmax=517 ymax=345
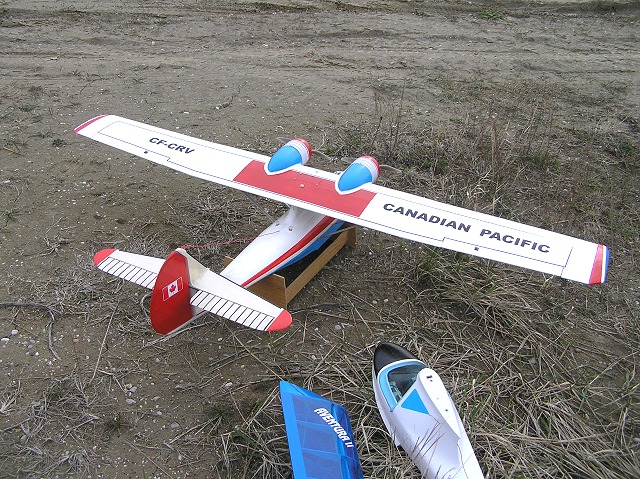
xmin=89 ymin=308 xmax=116 ymax=385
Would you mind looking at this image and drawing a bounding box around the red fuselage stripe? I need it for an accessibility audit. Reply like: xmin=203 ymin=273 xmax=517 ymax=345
xmin=241 ymin=216 xmax=337 ymax=287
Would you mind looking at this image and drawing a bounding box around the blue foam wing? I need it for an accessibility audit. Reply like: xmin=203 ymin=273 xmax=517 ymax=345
xmin=279 ymin=381 xmax=364 ymax=479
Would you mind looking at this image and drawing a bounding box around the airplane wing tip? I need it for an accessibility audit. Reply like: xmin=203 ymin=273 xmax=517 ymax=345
xmin=74 ymin=114 xmax=110 ymax=134
xmin=589 ymin=244 xmax=610 ymax=285
xmin=267 ymin=310 xmax=293 ymax=332
xmin=94 ymin=248 xmax=117 ymax=266
xmin=280 ymin=380 xmax=364 ymax=479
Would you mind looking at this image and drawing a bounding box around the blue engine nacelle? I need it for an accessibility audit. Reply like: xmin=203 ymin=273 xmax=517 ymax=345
xmin=336 ymin=156 xmax=380 ymax=194
xmin=265 ymin=138 xmax=312 ymax=174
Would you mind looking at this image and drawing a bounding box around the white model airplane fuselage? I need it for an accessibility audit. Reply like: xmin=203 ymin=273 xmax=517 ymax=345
xmin=373 ymin=342 xmax=484 ymax=479
xmin=220 ymin=205 xmax=343 ymax=288
xmin=76 ymin=114 xmax=609 ymax=333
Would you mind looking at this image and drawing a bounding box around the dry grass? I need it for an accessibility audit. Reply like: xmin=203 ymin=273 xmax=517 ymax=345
xmin=1 ymin=84 xmax=638 ymax=478
xmin=210 ymin=253 xmax=639 ymax=477
xmin=212 ymin=87 xmax=639 ymax=478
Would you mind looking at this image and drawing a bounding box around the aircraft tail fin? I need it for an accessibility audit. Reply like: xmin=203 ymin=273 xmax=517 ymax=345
xmin=150 ymin=250 xmax=196 ymax=334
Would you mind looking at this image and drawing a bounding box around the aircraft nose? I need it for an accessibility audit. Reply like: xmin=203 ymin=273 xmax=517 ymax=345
xmin=373 ymin=342 xmax=419 ymax=376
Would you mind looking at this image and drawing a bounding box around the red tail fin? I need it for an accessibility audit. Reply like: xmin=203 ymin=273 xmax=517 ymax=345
xmin=150 ymin=250 xmax=195 ymax=334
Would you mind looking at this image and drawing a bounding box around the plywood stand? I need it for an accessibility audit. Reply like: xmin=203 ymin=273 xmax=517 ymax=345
xmin=224 ymin=226 xmax=356 ymax=308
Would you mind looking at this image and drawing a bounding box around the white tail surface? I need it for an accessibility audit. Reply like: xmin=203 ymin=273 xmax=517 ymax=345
xmin=94 ymin=249 xmax=163 ymax=289
xmin=176 ymin=248 xmax=292 ymax=333
xmin=93 ymin=248 xmax=292 ymax=334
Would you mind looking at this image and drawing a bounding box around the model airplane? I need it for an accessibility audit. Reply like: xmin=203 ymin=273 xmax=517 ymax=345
xmin=76 ymin=114 xmax=609 ymax=332
xmin=373 ymin=342 xmax=484 ymax=478
xmin=280 ymin=381 xmax=364 ymax=479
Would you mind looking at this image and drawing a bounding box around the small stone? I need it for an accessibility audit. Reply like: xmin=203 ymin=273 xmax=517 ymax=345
xmin=125 ymin=398 xmax=136 ymax=405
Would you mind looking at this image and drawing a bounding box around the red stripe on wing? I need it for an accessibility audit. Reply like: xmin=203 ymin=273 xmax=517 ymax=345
xmin=75 ymin=115 xmax=110 ymax=134
xmin=589 ymin=244 xmax=608 ymax=285
xmin=233 ymin=161 xmax=376 ymax=217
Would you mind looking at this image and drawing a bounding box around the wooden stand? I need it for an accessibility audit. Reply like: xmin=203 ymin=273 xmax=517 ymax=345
xmin=224 ymin=226 xmax=356 ymax=308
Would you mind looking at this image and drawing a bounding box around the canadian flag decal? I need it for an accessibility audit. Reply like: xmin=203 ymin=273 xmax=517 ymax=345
xmin=151 ymin=250 xmax=193 ymax=334
xmin=162 ymin=277 xmax=184 ymax=301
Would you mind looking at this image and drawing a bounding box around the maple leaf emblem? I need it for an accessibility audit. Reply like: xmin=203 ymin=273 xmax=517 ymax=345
xmin=162 ymin=277 xmax=184 ymax=301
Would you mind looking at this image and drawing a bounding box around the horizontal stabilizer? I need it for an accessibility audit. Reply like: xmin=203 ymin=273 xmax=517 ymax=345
xmin=94 ymin=248 xmax=163 ymax=289
xmin=172 ymin=248 xmax=292 ymax=333
xmin=93 ymin=248 xmax=292 ymax=333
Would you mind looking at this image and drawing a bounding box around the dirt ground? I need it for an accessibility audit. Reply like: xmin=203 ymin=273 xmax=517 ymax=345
xmin=1 ymin=1 xmax=639 ymax=478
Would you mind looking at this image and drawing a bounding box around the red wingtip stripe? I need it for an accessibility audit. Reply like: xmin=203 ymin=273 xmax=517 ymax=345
xmin=267 ymin=310 xmax=293 ymax=331
xmin=589 ymin=244 xmax=608 ymax=285
xmin=74 ymin=114 xmax=109 ymax=134
xmin=94 ymin=248 xmax=116 ymax=266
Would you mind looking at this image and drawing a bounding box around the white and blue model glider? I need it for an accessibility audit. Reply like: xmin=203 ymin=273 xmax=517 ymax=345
xmin=76 ymin=115 xmax=610 ymax=333
xmin=373 ymin=343 xmax=484 ymax=479
xmin=280 ymin=381 xmax=364 ymax=479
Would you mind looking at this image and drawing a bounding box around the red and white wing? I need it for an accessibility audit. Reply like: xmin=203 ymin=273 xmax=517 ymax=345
xmin=356 ymin=189 xmax=609 ymax=285
xmin=78 ymin=115 xmax=609 ymax=285
xmin=93 ymin=248 xmax=291 ymax=333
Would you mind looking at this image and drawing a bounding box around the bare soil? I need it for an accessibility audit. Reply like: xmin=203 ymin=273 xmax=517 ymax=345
xmin=1 ymin=1 xmax=638 ymax=478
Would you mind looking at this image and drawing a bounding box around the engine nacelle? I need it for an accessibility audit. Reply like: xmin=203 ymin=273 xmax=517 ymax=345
xmin=336 ymin=156 xmax=380 ymax=194
xmin=265 ymin=138 xmax=312 ymax=174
